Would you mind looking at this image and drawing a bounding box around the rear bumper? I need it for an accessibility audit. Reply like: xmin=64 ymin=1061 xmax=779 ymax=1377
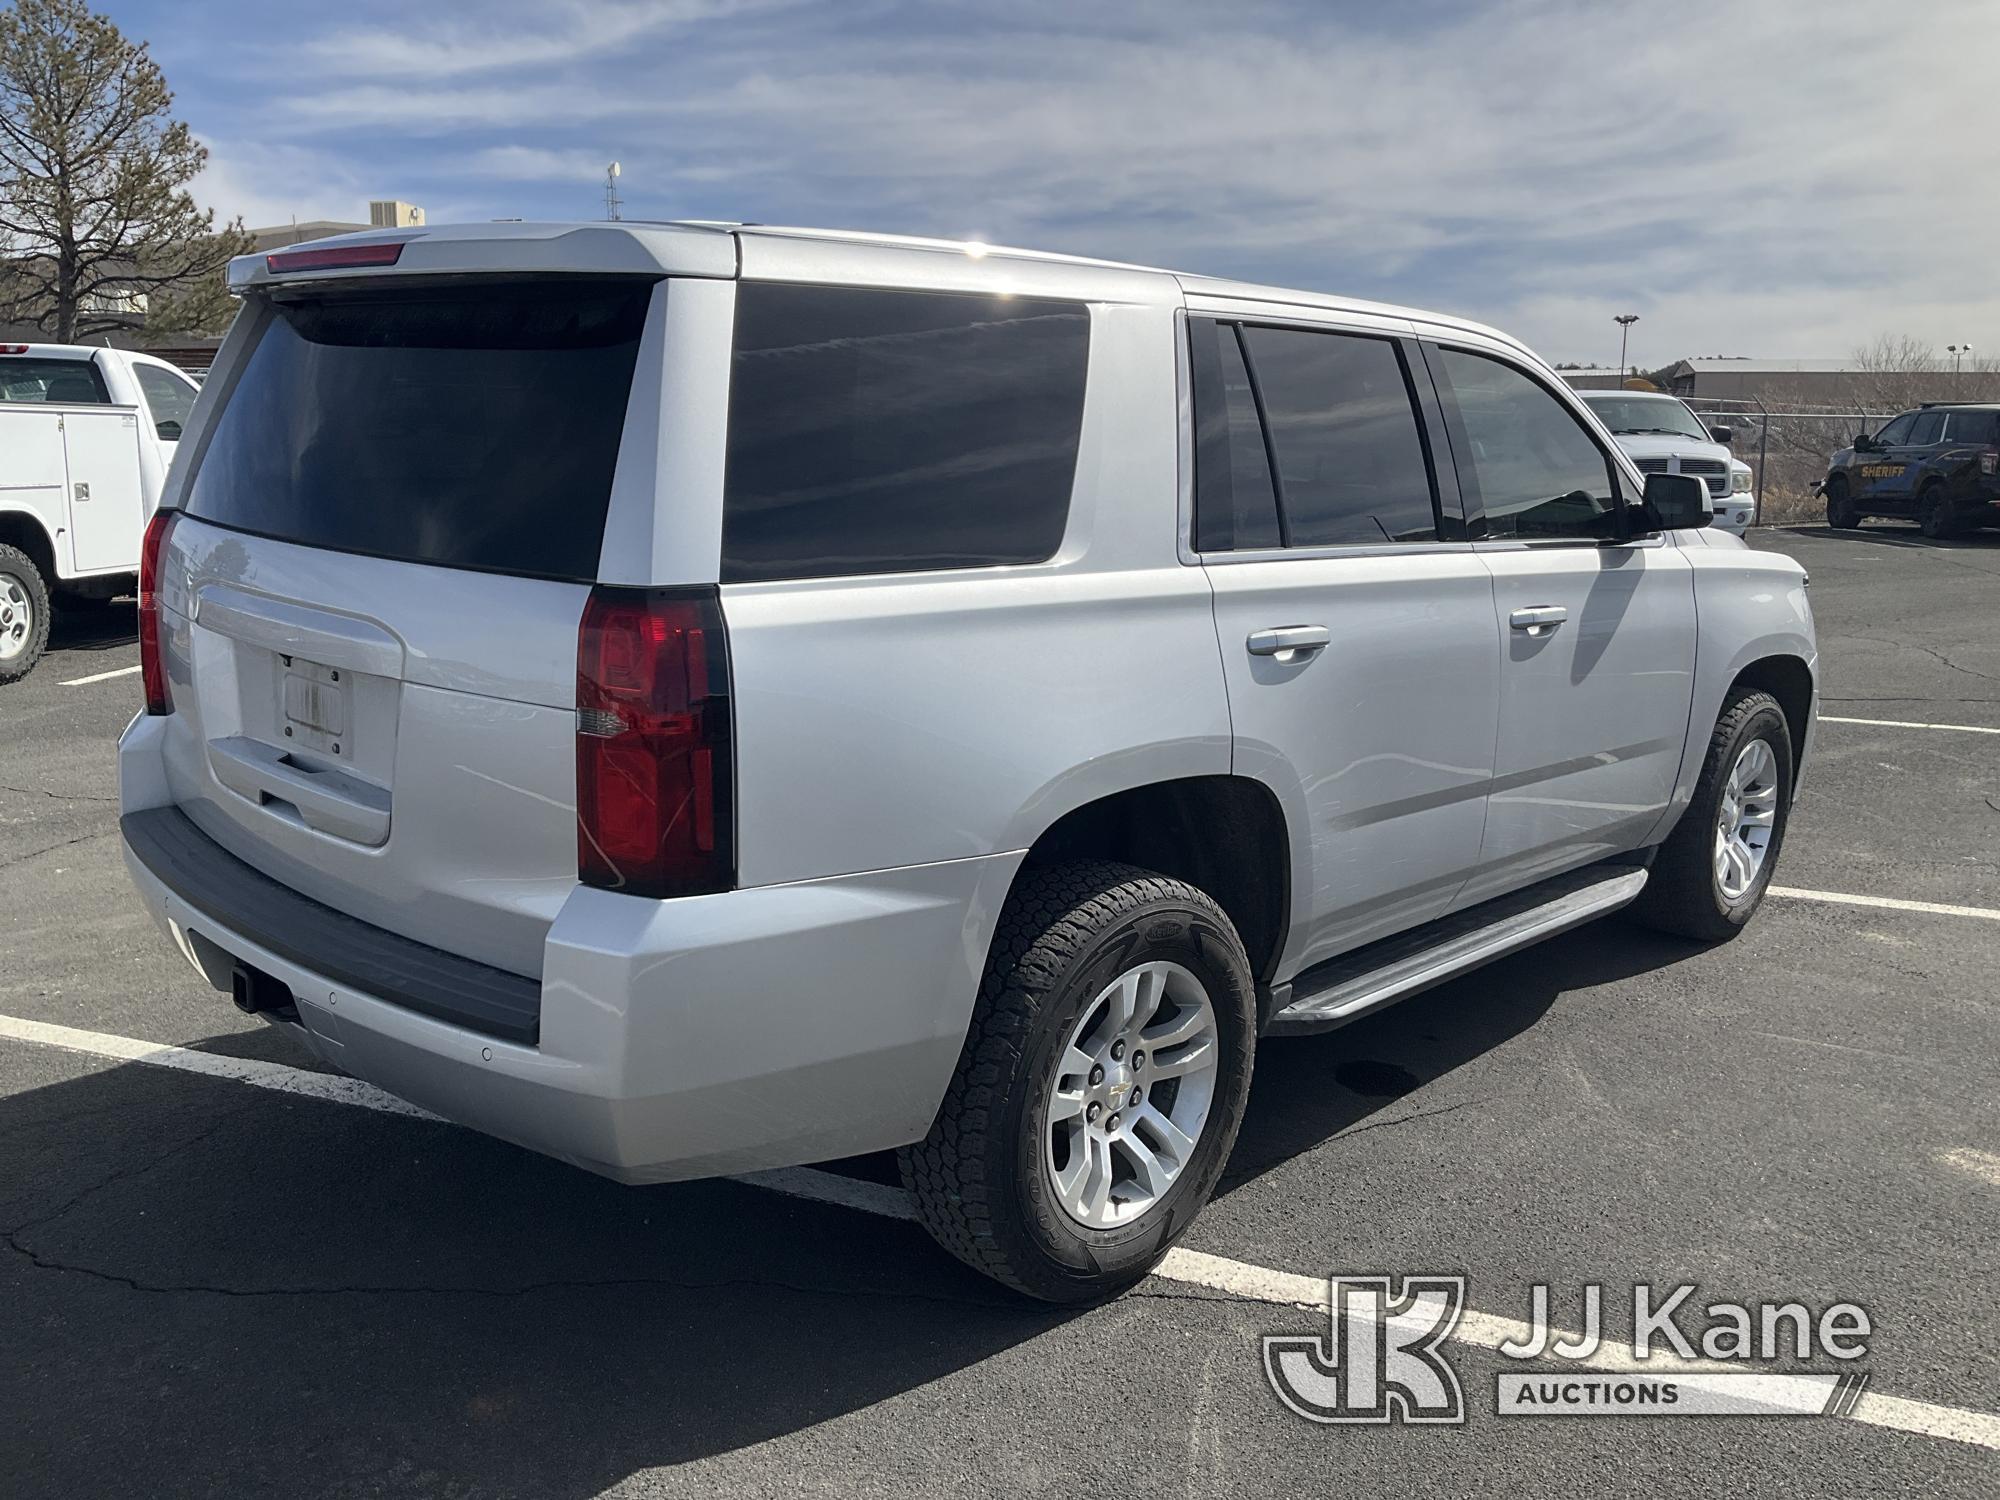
xmin=118 ymin=712 xmax=1019 ymax=1183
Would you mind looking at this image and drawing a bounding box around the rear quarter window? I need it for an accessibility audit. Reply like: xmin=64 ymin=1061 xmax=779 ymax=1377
xmin=182 ymin=279 xmax=653 ymax=581
xmin=721 ymin=283 xmax=1090 ymax=583
xmin=1945 ymin=410 xmax=1999 ymax=445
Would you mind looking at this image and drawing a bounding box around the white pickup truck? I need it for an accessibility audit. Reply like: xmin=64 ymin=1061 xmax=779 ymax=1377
xmin=0 ymin=343 xmax=201 ymax=682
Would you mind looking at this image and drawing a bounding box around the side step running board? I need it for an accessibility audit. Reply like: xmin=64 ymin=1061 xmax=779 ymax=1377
xmin=1267 ymin=867 xmax=1649 ymax=1036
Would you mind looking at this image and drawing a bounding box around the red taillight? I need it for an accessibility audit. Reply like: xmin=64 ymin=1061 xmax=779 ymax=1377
xmin=138 ymin=509 xmax=178 ymax=715
xmin=264 ymin=241 xmax=405 ymax=274
xmin=576 ymin=587 xmax=734 ymax=899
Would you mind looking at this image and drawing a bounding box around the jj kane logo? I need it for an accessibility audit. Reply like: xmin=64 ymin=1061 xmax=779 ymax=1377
xmin=1265 ymin=1277 xmax=1874 ymax=1427
xmin=1263 ymin=1275 xmax=1467 ymax=1424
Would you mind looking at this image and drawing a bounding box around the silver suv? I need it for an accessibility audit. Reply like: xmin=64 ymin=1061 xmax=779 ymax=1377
xmin=119 ymin=222 xmax=1818 ymax=1301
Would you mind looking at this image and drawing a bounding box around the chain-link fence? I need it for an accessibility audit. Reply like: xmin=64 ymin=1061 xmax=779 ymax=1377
xmin=1679 ymin=398 xmax=1892 ymax=522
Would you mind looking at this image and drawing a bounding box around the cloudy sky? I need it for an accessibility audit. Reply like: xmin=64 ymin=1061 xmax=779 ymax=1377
xmin=107 ymin=0 xmax=1999 ymax=367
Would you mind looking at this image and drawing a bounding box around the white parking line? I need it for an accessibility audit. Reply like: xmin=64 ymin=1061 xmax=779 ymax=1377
xmin=3 ymin=1012 xmax=1997 ymax=1452
xmin=1821 ymin=715 xmax=2000 ymax=736
xmin=60 ymin=664 xmax=140 ymax=687
xmin=1937 ymin=1148 xmax=2000 ymax=1188
xmin=1768 ymin=887 xmax=2000 ymax=923
xmin=0 ymin=1013 xmax=438 ymax=1117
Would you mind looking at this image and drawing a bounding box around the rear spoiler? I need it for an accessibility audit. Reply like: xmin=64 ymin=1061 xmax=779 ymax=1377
xmin=228 ymin=221 xmax=737 ymax=293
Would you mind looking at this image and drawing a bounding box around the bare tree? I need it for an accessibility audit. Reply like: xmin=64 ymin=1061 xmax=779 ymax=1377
xmin=0 ymin=0 xmax=251 ymax=342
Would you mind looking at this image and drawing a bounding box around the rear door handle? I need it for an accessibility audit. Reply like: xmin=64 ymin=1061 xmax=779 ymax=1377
xmin=1246 ymin=625 xmax=1331 ymax=658
xmin=1509 ymin=605 xmax=1568 ymax=636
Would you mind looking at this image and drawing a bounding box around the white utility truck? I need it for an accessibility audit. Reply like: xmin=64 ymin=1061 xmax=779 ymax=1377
xmin=0 ymin=342 xmax=201 ymax=682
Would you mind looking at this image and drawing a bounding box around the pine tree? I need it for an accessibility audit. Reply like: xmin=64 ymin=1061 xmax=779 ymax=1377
xmin=0 ymin=0 xmax=251 ymax=342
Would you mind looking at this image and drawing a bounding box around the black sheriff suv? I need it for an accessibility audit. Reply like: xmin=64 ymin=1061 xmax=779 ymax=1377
xmin=1823 ymin=404 xmax=2000 ymax=538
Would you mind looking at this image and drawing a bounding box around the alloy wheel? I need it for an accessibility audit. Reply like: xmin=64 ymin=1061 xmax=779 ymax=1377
xmin=1044 ymin=961 xmax=1219 ymax=1230
xmin=0 ymin=574 xmax=33 ymax=663
xmin=1714 ymin=737 xmax=1780 ymax=901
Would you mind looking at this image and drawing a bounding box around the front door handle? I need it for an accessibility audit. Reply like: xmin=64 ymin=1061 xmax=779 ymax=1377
xmin=1247 ymin=625 xmax=1331 ymax=658
xmin=1509 ymin=605 xmax=1568 ymax=636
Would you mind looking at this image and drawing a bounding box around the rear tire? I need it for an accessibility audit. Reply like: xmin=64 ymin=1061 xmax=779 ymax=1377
xmin=1824 ymin=477 xmax=1861 ymax=529
xmin=0 ymin=544 xmax=51 ymax=685
xmin=900 ymin=860 xmax=1256 ymax=1303
xmin=1633 ymin=689 xmax=1794 ymax=942
xmin=1917 ymin=482 xmax=1957 ymax=540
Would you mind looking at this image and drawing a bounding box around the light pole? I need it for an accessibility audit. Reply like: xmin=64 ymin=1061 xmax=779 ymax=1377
xmin=1948 ymin=343 xmax=1972 ymax=388
xmin=1614 ymin=314 xmax=1639 ymax=382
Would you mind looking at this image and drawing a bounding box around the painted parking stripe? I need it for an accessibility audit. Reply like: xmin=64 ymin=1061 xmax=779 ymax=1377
xmin=3 ymin=1013 xmax=1997 ymax=1453
xmin=60 ymin=664 xmax=141 ymax=686
xmin=1820 ymin=715 xmax=2000 ymax=736
xmin=1937 ymin=1148 xmax=2000 ymax=1188
xmin=1768 ymin=887 xmax=2000 ymax=923
xmin=0 ymin=1013 xmax=439 ymax=1117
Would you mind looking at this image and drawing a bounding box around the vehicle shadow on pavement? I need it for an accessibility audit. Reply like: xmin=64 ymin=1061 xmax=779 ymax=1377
xmin=1774 ymin=523 xmax=2000 ymax=550
xmin=0 ymin=1054 xmax=1072 ymax=1498
xmin=1216 ymin=918 xmax=1704 ymax=1193
xmin=47 ymin=600 xmax=136 ymax=652
xmin=0 ymin=920 xmax=1704 ymax=1497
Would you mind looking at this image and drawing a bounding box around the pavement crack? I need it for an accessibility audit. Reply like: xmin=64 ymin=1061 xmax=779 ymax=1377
xmin=1 ymin=1100 xmax=264 ymax=1243
xmin=1842 ymin=635 xmax=2000 ymax=685
xmin=0 ymin=827 xmax=116 ymax=869
xmin=1331 ymin=1096 xmax=1488 ymax=1142
xmin=0 ymin=782 xmax=119 ymax=804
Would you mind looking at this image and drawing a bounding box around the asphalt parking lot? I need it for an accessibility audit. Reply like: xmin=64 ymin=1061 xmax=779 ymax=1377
xmin=3 ymin=526 xmax=1997 ymax=1497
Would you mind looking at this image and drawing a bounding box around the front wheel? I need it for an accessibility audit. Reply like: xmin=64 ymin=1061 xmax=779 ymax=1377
xmin=0 ymin=544 xmax=51 ymax=685
xmin=1824 ymin=477 xmax=1861 ymax=529
xmin=900 ymin=861 xmax=1256 ymax=1303
xmin=1633 ymin=689 xmax=1794 ymax=942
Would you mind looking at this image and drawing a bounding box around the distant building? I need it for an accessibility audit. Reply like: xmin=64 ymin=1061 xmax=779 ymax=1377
xmin=250 ymin=218 xmax=368 ymax=249
xmin=250 ymin=201 xmax=427 ymax=251
xmin=1562 ymin=357 xmax=1997 ymax=410
xmin=1648 ymin=359 xmax=1860 ymax=401
xmin=1555 ymin=366 xmax=1631 ymax=391
xmin=369 ymin=200 xmax=426 ymax=228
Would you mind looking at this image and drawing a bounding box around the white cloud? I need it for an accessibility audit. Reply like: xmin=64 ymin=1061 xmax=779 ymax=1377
xmin=462 ymin=146 xmax=613 ymax=182
xmin=190 ymin=142 xmax=377 ymax=232
xmin=198 ymin=0 xmax=2000 ymax=362
xmin=302 ymin=0 xmax=793 ymax=79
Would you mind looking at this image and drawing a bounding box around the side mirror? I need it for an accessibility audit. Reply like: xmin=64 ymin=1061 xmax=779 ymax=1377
xmin=156 ymin=419 xmax=182 ymax=441
xmin=1708 ymin=425 xmax=1734 ymax=443
xmin=1640 ymin=472 xmax=1710 ymax=531
xmin=1852 ymin=433 xmax=1874 ymax=452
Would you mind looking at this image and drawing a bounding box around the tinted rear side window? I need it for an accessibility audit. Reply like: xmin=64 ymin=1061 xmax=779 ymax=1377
xmin=183 ymin=280 xmax=652 ymax=581
xmin=1946 ymin=410 xmax=2000 ymax=444
xmin=1238 ymin=325 xmax=1437 ymax=546
xmin=722 ymin=283 xmax=1089 ymax=583
xmin=1190 ymin=319 xmax=1282 ymax=551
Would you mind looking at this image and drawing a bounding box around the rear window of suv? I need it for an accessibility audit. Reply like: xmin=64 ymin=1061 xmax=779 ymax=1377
xmin=182 ymin=279 xmax=652 ymax=582
xmin=722 ymin=283 xmax=1090 ymax=583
